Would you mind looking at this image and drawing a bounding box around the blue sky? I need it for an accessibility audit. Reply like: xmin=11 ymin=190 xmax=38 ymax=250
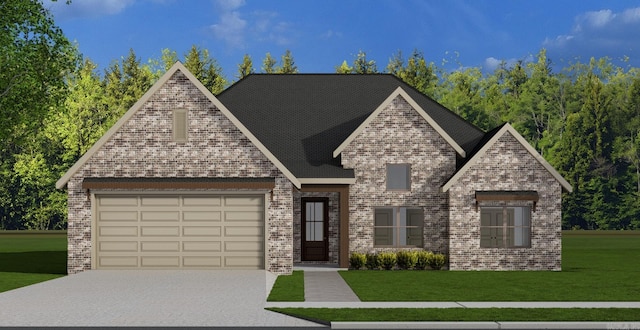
xmin=47 ymin=0 xmax=640 ymax=78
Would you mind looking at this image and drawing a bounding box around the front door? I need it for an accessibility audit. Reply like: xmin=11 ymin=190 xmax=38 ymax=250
xmin=302 ymin=198 xmax=329 ymax=261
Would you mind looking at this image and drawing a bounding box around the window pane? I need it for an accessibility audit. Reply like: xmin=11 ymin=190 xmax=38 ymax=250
xmin=306 ymin=222 xmax=312 ymax=241
xmin=314 ymin=202 xmax=323 ymax=221
xmin=314 ymin=222 xmax=323 ymax=241
xmin=375 ymin=209 xmax=393 ymax=226
xmin=387 ymin=164 xmax=410 ymax=190
xmin=306 ymin=203 xmax=313 ymax=221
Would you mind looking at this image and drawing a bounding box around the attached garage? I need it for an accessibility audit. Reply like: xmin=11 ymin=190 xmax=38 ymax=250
xmin=94 ymin=193 xmax=265 ymax=269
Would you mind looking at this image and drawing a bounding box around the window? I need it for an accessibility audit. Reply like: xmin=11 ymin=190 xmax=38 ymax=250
xmin=480 ymin=206 xmax=531 ymax=248
xmin=173 ymin=109 xmax=188 ymax=142
xmin=387 ymin=164 xmax=410 ymax=190
xmin=374 ymin=207 xmax=423 ymax=247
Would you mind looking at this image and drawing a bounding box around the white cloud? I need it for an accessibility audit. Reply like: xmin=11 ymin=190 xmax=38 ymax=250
xmin=543 ymin=7 xmax=640 ymax=64
xmin=210 ymin=11 xmax=247 ymax=48
xmin=47 ymin=0 xmax=135 ymax=19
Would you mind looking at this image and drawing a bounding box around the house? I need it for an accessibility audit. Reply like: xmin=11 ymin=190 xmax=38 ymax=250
xmin=56 ymin=62 xmax=572 ymax=274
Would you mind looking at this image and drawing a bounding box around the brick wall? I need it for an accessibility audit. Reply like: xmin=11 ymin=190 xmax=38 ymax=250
xmin=448 ymin=131 xmax=562 ymax=270
xmin=66 ymin=70 xmax=293 ymax=274
xmin=341 ymin=95 xmax=456 ymax=255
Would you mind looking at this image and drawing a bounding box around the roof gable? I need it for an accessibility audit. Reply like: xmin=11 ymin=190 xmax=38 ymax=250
xmin=441 ymin=123 xmax=572 ymax=192
xmin=56 ymin=62 xmax=301 ymax=189
xmin=332 ymin=87 xmax=466 ymax=158
xmin=217 ymin=74 xmax=484 ymax=180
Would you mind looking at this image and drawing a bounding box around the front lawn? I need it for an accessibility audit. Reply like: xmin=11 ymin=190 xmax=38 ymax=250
xmin=267 ymin=270 xmax=304 ymax=301
xmin=268 ymin=308 xmax=640 ymax=322
xmin=0 ymin=231 xmax=67 ymax=293
xmin=339 ymin=231 xmax=640 ymax=301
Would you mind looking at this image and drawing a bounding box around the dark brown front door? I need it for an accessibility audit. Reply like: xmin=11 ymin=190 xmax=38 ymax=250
xmin=302 ymin=198 xmax=329 ymax=261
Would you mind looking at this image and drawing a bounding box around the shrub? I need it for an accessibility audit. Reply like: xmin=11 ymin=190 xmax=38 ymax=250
xmin=427 ymin=252 xmax=447 ymax=270
xmin=365 ymin=253 xmax=380 ymax=270
xmin=414 ymin=250 xmax=432 ymax=270
xmin=396 ymin=250 xmax=418 ymax=270
xmin=378 ymin=252 xmax=397 ymax=270
xmin=349 ymin=252 xmax=366 ymax=270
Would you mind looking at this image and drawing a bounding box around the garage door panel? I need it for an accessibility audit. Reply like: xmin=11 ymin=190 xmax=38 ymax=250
xmin=225 ymin=211 xmax=263 ymax=221
xmin=224 ymin=256 xmax=264 ymax=268
xmin=183 ymin=241 xmax=221 ymax=252
xmin=183 ymin=226 xmax=221 ymax=237
xmin=141 ymin=196 xmax=180 ymax=206
xmin=96 ymin=194 xmax=264 ymax=270
xmin=98 ymin=196 xmax=138 ymax=206
xmin=99 ymin=256 xmax=138 ymax=267
xmin=183 ymin=196 xmax=222 ymax=206
xmin=224 ymin=241 xmax=263 ymax=252
xmin=141 ymin=226 xmax=180 ymax=237
xmin=99 ymin=241 xmax=138 ymax=252
xmin=99 ymin=226 xmax=138 ymax=237
xmin=224 ymin=196 xmax=264 ymax=206
xmin=183 ymin=211 xmax=221 ymax=221
xmin=99 ymin=211 xmax=138 ymax=222
xmin=224 ymin=226 xmax=262 ymax=237
xmin=141 ymin=211 xmax=180 ymax=221
xmin=141 ymin=241 xmax=180 ymax=252
xmin=141 ymin=256 xmax=180 ymax=267
xmin=183 ymin=256 xmax=222 ymax=267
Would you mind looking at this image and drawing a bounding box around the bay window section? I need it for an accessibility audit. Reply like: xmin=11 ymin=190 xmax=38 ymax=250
xmin=374 ymin=207 xmax=423 ymax=247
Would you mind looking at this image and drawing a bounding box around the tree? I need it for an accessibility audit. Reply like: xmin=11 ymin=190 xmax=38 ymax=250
xmin=237 ymin=54 xmax=254 ymax=79
xmin=262 ymin=52 xmax=277 ymax=73
xmin=104 ymin=48 xmax=154 ymax=117
xmin=278 ymin=49 xmax=298 ymax=73
xmin=335 ymin=60 xmax=353 ymax=74
xmin=352 ymin=50 xmax=377 ymax=74
xmin=184 ymin=45 xmax=226 ymax=94
xmin=0 ymin=0 xmax=77 ymax=144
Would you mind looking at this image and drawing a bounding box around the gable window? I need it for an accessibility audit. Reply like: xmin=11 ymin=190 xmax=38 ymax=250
xmin=173 ymin=109 xmax=188 ymax=142
xmin=387 ymin=164 xmax=410 ymax=190
xmin=374 ymin=207 xmax=423 ymax=247
xmin=480 ymin=206 xmax=531 ymax=248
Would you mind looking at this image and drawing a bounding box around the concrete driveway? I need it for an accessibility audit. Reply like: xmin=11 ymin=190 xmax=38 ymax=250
xmin=0 ymin=270 xmax=324 ymax=327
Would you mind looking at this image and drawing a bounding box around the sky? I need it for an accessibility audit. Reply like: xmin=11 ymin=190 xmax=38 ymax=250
xmin=46 ymin=0 xmax=640 ymax=79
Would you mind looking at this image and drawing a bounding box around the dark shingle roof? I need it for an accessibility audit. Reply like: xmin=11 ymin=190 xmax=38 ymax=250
xmin=217 ymin=74 xmax=485 ymax=179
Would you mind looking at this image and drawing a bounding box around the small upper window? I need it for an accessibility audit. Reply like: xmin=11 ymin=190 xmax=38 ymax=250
xmin=173 ymin=109 xmax=188 ymax=142
xmin=387 ymin=164 xmax=410 ymax=190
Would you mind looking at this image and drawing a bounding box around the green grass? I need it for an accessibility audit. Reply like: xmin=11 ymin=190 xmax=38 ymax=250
xmin=268 ymin=308 xmax=640 ymax=322
xmin=339 ymin=231 xmax=640 ymax=301
xmin=267 ymin=270 xmax=304 ymax=301
xmin=0 ymin=231 xmax=67 ymax=293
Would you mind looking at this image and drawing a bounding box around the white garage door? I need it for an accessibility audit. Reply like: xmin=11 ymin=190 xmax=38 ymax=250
xmin=95 ymin=194 xmax=265 ymax=269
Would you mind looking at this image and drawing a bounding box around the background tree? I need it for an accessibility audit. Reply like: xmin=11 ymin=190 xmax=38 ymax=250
xmin=277 ymin=49 xmax=298 ymax=73
xmin=352 ymin=50 xmax=377 ymax=74
xmin=183 ymin=45 xmax=226 ymax=94
xmin=237 ymin=54 xmax=254 ymax=79
xmin=262 ymin=52 xmax=277 ymax=73
xmin=336 ymin=60 xmax=353 ymax=74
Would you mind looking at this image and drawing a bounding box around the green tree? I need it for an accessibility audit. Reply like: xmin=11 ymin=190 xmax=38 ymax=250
xmin=277 ymin=49 xmax=298 ymax=74
xmin=183 ymin=45 xmax=226 ymax=94
xmin=352 ymin=50 xmax=377 ymax=74
xmin=237 ymin=54 xmax=254 ymax=79
xmin=105 ymin=48 xmax=154 ymax=117
xmin=262 ymin=52 xmax=277 ymax=73
xmin=0 ymin=0 xmax=77 ymax=143
xmin=336 ymin=60 xmax=353 ymax=74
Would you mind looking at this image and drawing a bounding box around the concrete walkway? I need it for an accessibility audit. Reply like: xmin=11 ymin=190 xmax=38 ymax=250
xmin=304 ymin=271 xmax=360 ymax=302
